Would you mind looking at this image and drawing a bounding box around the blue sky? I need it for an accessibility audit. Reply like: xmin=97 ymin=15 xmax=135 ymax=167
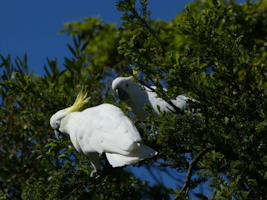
xmin=1 ymin=0 xmax=193 ymax=76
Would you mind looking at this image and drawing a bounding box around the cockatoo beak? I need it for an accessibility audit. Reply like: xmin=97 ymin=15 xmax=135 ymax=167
xmin=55 ymin=129 xmax=64 ymax=141
xmin=116 ymin=88 xmax=129 ymax=101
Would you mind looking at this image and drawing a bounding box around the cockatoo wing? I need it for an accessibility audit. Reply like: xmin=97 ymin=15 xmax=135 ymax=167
xmin=66 ymin=107 xmax=140 ymax=154
xmin=145 ymin=86 xmax=188 ymax=117
xmin=64 ymin=104 xmax=156 ymax=168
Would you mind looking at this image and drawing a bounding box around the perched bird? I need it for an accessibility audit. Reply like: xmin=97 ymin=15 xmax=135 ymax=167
xmin=50 ymin=91 xmax=157 ymax=177
xmin=112 ymin=76 xmax=189 ymax=120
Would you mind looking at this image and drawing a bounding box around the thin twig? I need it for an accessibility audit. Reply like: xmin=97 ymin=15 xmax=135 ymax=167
xmin=173 ymin=147 xmax=212 ymax=200
xmin=60 ymin=187 xmax=79 ymax=200
xmin=60 ymin=181 xmax=85 ymax=200
xmin=218 ymin=162 xmax=230 ymax=172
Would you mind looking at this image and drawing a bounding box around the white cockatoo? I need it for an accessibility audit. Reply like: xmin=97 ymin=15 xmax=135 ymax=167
xmin=112 ymin=76 xmax=189 ymax=120
xmin=50 ymin=92 xmax=157 ymax=177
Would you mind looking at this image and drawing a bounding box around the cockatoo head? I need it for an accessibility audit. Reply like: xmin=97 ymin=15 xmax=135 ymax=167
xmin=112 ymin=77 xmax=141 ymax=102
xmin=50 ymin=109 xmax=68 ymax=141
xmin=50 ymin=91 xmax=90 ymax=140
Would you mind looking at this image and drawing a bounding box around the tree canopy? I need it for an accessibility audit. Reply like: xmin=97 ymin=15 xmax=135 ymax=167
xmin=1 ymin=0 xmax=266 ymax=199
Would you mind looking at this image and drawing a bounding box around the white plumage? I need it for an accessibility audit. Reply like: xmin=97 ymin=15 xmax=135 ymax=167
xmin=50 ymin=96 xmax=157 ymax=177
xmin=112 ymin=76 xmax=189 ymax=120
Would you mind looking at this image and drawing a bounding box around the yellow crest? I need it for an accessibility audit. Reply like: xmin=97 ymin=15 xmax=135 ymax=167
xmin=66 ymin=91 xmax=90 ymax=113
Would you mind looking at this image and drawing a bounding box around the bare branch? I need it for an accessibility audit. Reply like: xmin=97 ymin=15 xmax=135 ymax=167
xmin=173 ymin=147 xmax=212 ymax=200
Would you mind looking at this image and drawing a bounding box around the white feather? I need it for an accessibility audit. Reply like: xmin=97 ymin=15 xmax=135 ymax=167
xmin=106 ymin=143 xmax=157 ymax=167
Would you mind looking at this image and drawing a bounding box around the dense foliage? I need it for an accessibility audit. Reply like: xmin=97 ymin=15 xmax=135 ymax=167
xmin=1 ymin=0 xmax=266 ymax=199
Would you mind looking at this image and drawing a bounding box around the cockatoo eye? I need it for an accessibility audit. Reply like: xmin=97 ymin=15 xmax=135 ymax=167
xmin=55 ymin=121 xmax=60 ymax=128
xmin=126 ymin=84 xmax=129 ymax=87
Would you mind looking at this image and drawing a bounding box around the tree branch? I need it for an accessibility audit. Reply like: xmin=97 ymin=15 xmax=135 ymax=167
xmin=173 ymin=147 xmax=212 ymax=200
xmin=125 ymin=0 xmax=165 ymax=57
